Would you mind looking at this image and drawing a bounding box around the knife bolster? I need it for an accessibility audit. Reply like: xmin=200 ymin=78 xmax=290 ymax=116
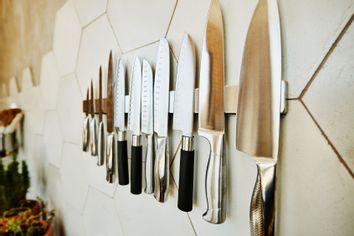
xmin=182 ymin=136 xmax=193 ymax=151
xmin=116 ymin=130 xmax=126 ymax=141
xmin=132 ymin=135 xmax=141 ymax=146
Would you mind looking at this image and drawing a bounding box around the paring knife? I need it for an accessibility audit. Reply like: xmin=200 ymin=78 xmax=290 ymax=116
xmin=142 ymin=59 xmax=154 ymax=194
xmin=128 ymin=57 xmax=143 ymax=194
xmin=97 ymin=66 xmax=105 ymax=166
xmin=236 ymin=0 xmax=282 ymax=235
xmin=198 ymin=0 xmax=226 ymax=224
xmin=90 ymin=80 xmax=98 ymax=157
xmin=106 ymin=51 xmax=116 ymax=183
xmin=153 ymin=38 xmax=170 ymax=203
xmin=173 ymin=34 xmax=196 ymax=212
xmin=82 ymin=88 xmax=90 ymax=152
xmin=114 ymin=59 xmax=129 ymax=185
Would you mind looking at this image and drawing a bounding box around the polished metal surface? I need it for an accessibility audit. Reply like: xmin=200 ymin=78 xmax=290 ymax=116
xmin=114 ymin=59 xmax=126 ymax=131
xmin=97 ymin=121 xmax=105 ymax=166
xmin=132 ymin=134 xmax=141 ymax=147
xmin=198 ymin=0 xmax=226 ymax=224
xmin=128 ymin=57 xmax=142 ymax=136
xmin=90 ymin=118 xmax=98 ymax=156
xmin=107 ymin=51 xmax=114 ymax=133
xmin=98 ymin=66 xmax=103 ymax=123
xmin=106 ymin=133 xmax=115 ymax=183
xmin=117 ymin=130 xmax=126 ymax=142
xmin=153 ymin=136 xmax=169 ymax=202
xmin=144 ymin=134 xmax=154 ymax=194
xmin=181 ymin=136 xmax=193 ymax=152
xmin=173 ymin=34 xmax=196 ymax=137
xmin=142 ymin=59 xmax=153 ymax=135
xmin=82 ymin=88 xmax=90 ymax=152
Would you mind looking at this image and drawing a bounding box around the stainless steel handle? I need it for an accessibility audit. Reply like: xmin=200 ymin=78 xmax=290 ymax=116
xmin=144 ymin=134 xmax=154 ymax=194
xmin=82 ymin=117 xmax=90 ymax=152
xmin=202 ymin=133 xmax=226 ymax=224
xmin=106 ymin=133 xmax=116 ymax=183
xmin=90 ymin=118 xmax=98 ymax=156
xmin=250 ymin=162 xmax=276 ymax=236
xmin=154 ymin=135 xmax=169 ymax=202
xmin=97 ymin=122 xmax=105 ymax=166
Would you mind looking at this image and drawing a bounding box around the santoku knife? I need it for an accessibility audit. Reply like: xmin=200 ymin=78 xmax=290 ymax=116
xmin=97 ymin=66 xmax=105 ymax=166
xmin=236 ymin=0 xmax=282 ymax=235
xmin=82 ymin=88 xmax=90 ymax=152
xmin=173 ymin=34 xmax=196 ymax=212
xmin=90 ymin=80 xmax=98 ymax=157
xmin=198 ymin=0 xmax=226 ymax=224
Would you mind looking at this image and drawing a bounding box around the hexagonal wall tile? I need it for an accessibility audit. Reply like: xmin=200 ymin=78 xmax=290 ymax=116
xmin=72 ymin=0 xmax=107 ymax=26
xmin=53 ymin=1 xmax=82 ymax=76
xmin=76 ymin=14 xmax=120 ymax=97
xmin=303 ymin=22 xmax=354 ymax=172
xmin=107 ymin=0 xmax=177 ymax=52
xmin=39 ymin=51 xmax=61 ymax=110
xmin=60 ymin=142 xmax=89 ymax=212
xmin=25 ymin=87 xmax=46 ymax=135
xmin=56 ymin=73 xmax=83 ymax=145
xmin=60 ymin=202 xmax=86 ymax=236
xmin=45 ymin=164 xmax=63 ymax=211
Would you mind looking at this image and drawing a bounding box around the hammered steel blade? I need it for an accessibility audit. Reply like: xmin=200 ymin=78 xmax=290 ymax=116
xmin=198 ymin=0 xmax=225 ymax=224
xmin=114 ymin=59 xmax=125 ymax=131
xmin=128 ymin=57 xmax=142 ymax=136
xmin=107 ymin=50 xmax=114 ymax=133
xmin=236 ymin=0 xmax=282 ymax=235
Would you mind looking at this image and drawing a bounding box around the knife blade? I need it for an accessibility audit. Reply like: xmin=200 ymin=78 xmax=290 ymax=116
xmin=97 ymin=66 xmax=105 ymax=166
xmin=106 ymin=51 xmax=115 ymax=183
xmin=173 ymin=33 xmax=196 ymax=212
xmin=82 ymin=88 xmax=90 ymax=152
xmin=153 ymin=38 xmax=170 ymax=203
xmin=141 ymin=59 xmax=154 ymax=194
xmin=236 ymin=0 xmax=282 ymax=235
xmin=198 ymin=0 xmax=225 ymax=224
xmin=90 ymin=79 xmax=98 ymax=156
xmin=128 ymin=57 xmax=142 ymax=194
xmin=114 ymin=59 xmax=129 ymax=185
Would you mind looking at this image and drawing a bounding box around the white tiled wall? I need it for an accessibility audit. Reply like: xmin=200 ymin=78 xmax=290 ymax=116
xmin=0 ymin=0 xmax=353 ymax=235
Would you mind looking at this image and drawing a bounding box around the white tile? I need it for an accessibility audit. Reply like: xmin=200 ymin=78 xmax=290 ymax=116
xmin=43 ymin=111 xmax=63 ymax=168
xmin=56 ymin=73 xmax=83 ymax=145
xmin=107 ymin=0 xmax=177 ymax=52
xmin=25 ymin=87 xmax=46 ymax=135
xmin=303 ymin=22 xmax=354 ymax=172
xmin=60 ymin=202 xmax=86 ymax=236
xmin=39 ymin=51 xmax=61 ymax=110
xmin=53 ymin=1 xmax=82 ymax=76
xmin=45 ymin=164 xmax=64 ymax=211
xmin=83 ymin=187 xmax=124 ymax=236
xmin=60 ymin=142 xmax=89 ymax=212
xmin=72 ymin=0 xmax=107 ymax=26
xmin=277 ymin=101 xmax=354 ymax=235
xmin=76 ymin=14 xmax=120 ymax=96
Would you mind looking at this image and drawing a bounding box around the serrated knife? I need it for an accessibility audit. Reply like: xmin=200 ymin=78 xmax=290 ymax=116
xmin=198 ymin=0 xmax=226 ymax=224
xmin=142 ymin=59 xmax=154 ymax=194
xmin=97 ymin=66 xmax=105 ymax=166
xmin=128 ymin=57 xmax=142 ymax=194
xmin=153 ymin=38 xmax=170 ymax=203
xmin=236 ymin=0 xmax=282 ymax=235
xmin=90 ymin=80 xmax=98 ymax=157
xmin=82 ymin=88 xmax=90 ymax=152
xmin=114 ymin=59 xmax=129 ymax=185
xmin=173 ymin=34 xmax=196 ymax=212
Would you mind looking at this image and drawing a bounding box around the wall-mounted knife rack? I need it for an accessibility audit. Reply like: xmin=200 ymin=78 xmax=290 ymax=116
xmin=82 ymin=81 xmax=288 ymax=116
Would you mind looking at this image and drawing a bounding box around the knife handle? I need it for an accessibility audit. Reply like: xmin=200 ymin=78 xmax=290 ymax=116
xmin=250 ymin=162 xmax=276 ymax=236
xmin=97 ymin=122 xmax=105 ymax=166
xmin=82 ymin=117 xmax=90 ymax=152
xmin=106 ymin=133 xmax=116 ymax=183
xmin=131 ymin=135 xmax=142 ymax=194
xmin=202 ymin=133 xmax=226 ymax=224
xmin=177 ymin=136 xmax=194 ymax=212
xmin=144 ymin=134 xmax=154 ymax=194
xmin=153 ymin=136 xmax=169 ymax=203
xmin=90 ymin=118 xmax=98 ymax=156
xmin=117 ymin=135 xmax=129 ymax=185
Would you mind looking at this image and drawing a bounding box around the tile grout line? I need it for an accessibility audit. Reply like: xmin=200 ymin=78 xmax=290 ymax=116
xmin=105 ymin=12 xmax=124 ymax=53
xmin=164 ymin=0 xmax=179 ymax=37
xmin=186 ymin=212 xmax=198 ymax=236
xmin=300 ymin=99 xmax=354 ymax=178
xmin=123 ymin=40 xmax=160 ymax=55
xmin=299 ymin=14 xmax=354 ymax=99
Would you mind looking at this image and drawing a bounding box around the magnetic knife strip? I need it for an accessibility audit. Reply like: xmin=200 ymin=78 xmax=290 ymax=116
xmin=82 ymin=81 xmax=288 ymax=115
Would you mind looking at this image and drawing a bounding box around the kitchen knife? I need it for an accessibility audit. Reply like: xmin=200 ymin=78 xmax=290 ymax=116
xmin=114 ymin=59 xmax=129 ymax=185
xmin=198 ymin=0 xmax=226 ymax=224
xmin=97 ymin=66 xmax=105 ymax=166
xmin=90 ymin=80 xmax=98 ymax=156
xmin=236 ymin=0 xmax=282 ymax=235
xmin=106 ymin=51 xmax=116 ymax=183
xmin=82 ymin=88 xmax=90 ymax=152
xmin=153 ymin=38 xmax=170 ymax=203
xmin=142 ymin=59 xmax=154 ymax=194
xmin=173 ymin=34 xmax=196 ymax=212
xmin=128 ymin=57 xmax=142 ymax=194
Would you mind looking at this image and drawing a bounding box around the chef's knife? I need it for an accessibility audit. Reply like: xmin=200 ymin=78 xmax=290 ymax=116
xmin=114 ymin=59 xmax=129 ymax=185
xmin=82 ymin=88 xmax=90 ymax=152
xmin=128 ymin=57 xmax=142 ymax=194
xmin=142 ymin=59 xmax=154 ymax=194
xmin=106 ymin=51 xmax=116 ymax=183
xmin=153 ymin=38 xmax=170 ymax=203
xmin=173 ymin=34 xmax=196 ymax=212
xmin=90 ymin=80 xmax=98 ymax=156
xmin=236 ymin=0 xmax=282 ymax=235
xmin=198 ymin=0 xmax=225 ymax=224
xmin=97 ymin=66 xmax=105 ymax=166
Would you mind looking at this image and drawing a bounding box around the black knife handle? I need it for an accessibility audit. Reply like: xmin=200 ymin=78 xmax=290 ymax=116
xmin=118 ymin=140 xmax=129 ymax=185
xmin=177 ymin=149 xmax=195 ymax=212
xmin=131 ymin=145 xmax=142 ymax=194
